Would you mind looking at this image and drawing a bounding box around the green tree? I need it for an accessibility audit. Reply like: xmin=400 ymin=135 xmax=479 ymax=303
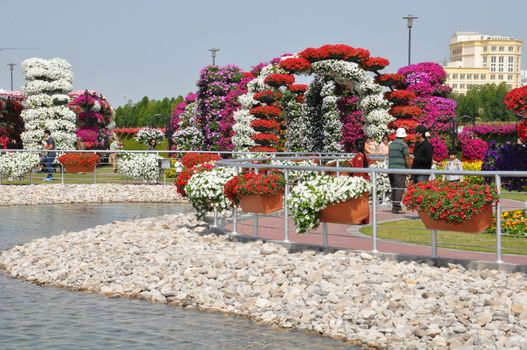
xmin=453 ymin=83 xmax=514 ymax=122
xmin=114 ymin=96 xmax=183 ymax=127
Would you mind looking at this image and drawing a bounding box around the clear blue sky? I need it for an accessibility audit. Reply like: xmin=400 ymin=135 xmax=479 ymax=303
xmin=1 ymin=0 xmax=525 ymax=107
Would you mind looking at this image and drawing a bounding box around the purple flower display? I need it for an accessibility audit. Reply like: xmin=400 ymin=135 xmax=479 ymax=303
xmin=430 ymin=137 xmax=449 ymax=162
xmin=460 ymin=136 xmax=489 ymax=161
xmin=68 ymin=91 xmax=114 ymax=149
xmin=390 ymin=62 xmax=456 ymax=137
xmin=483 ymin=141 xmax=527 ymax=191
xmin=194 ymin=65 xmax=250 ymax=151
xmin=337 ymin=96 xmax=364 ymax=152
xmin=459 ymin=123 xmax=517 ymax=145
xmin=412 ymin=96 xmax=456 ymax=132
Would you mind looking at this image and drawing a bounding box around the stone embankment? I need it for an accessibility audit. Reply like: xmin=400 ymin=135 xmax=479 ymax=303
xmin=1 ymin=213 xmax=527 ymax=349
xmin=0 ymin=184 xmax=184 ymax=205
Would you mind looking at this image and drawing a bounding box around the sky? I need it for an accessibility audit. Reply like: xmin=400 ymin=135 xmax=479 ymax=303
xmin=1 ymin=0 xmax=526 ymax=108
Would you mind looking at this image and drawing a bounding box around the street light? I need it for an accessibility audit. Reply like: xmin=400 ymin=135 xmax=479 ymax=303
xmin=208 ymin=48 xmax=220 ymax=66
xmin=450 ymin=115 xmax=475 ymax=150
xmin=402 ymin=14 xmax=418 ymax=66
xmin=7 ymin=63 xmax=16 ymax=91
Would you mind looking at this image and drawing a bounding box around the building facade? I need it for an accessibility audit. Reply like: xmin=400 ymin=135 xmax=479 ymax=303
xmin=443 ymin=32 xmax=523 ymax=94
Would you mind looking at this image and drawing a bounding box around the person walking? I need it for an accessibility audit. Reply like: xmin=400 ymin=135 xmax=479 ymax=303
xmin=41 ymin=129 xmax=56 ymax=181
xmin=388 ymin=128 xmax=411 ymax=214
xmin=412 ymin=125 xmax=433 ymax=184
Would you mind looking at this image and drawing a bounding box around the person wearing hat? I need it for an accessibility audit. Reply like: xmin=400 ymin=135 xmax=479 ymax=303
xmin=388 ymin=128 xmax=411 ymax=214
xmin=412 ymin=125 xmax=434 ymax=183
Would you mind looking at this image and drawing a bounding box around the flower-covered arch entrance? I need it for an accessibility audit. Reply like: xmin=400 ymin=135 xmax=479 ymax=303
xmin=233 ymin=44 xmax=394 ymax=153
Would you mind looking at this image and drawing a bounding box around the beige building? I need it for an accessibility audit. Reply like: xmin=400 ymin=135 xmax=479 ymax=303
xmin=443 ymin=32 xmax=523 ymax=93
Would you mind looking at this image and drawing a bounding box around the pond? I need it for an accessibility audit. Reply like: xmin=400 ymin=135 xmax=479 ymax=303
xmin=0 ymin=203 xmax=356 ymax=349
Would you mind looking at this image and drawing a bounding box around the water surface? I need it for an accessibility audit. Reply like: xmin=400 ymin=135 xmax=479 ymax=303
xmin=0 ymin=203 xmax=356 ymax=350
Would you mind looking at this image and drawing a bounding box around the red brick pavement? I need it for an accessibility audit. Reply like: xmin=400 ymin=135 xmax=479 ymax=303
xmin=224 ymin=200 xmax=527 ymax=266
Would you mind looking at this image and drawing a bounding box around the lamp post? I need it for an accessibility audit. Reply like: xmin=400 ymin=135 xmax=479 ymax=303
xmin=7 ymin=63 xmax=16 ymax=91
xmin=402 ymin=15 xmax=418 ymax=66
xmin=208 ymin=48 xmax=220 ymax=66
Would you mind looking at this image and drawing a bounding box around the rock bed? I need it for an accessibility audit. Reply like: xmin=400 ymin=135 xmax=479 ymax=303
xmin=1 ymin=213 xmax=527 ymax=349
xmin=0 ymin=184 xmax=184 ymax=205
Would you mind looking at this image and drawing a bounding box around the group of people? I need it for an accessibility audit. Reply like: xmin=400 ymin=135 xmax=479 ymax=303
xmin=387 ymin=125 xmax=463 ymax=214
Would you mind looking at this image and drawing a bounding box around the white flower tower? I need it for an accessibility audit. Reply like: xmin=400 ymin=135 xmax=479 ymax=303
xmin=21 ymin=58 xmax=76 ymax=149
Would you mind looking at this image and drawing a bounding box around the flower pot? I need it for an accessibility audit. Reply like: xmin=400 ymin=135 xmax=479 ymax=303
xmin=320 ymin=192 xmax=370 ymax=225
xmin=64 ymin=164 xmax=95 ymax=173
xmin=418 ymin=202 xmax=493 ymax=233
xmin=238 ymin=193 xmax=283 ymax=214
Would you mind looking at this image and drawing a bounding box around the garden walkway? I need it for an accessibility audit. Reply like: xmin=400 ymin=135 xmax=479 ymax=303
xmin=224 ymin=199 xmax=527 ymax=267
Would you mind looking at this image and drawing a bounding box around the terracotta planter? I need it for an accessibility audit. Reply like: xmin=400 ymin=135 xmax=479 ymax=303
xmin=320 ymin=192 xmax=370 ymax=225
xmin=64 ymin=164 xmax=96 ymax=173
xmin=418 ymin=202 xmax=493 ymax=233
xmin=238 ymin=193 xmax=283 ymax=214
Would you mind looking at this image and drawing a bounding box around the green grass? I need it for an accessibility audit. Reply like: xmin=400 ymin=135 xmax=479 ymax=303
xmin=360 ymin=220 xmax=527 ymax=255
xmin=501 ymin=190 xmax=527 ymax=202
xmin=121 ymin=135 xmax=169 ymax=153
xmin=1 ymin=165 xmax=175 ymax=185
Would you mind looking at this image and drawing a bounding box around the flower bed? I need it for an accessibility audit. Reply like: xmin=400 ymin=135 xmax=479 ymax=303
xmin=0 ymin=152 xmax=40 ymax=179
xmin=134 ymin=127 xmax=165 ymax=145
xmin=57 ymin=153 xmax=100 ymax=172
xmin=117 ymin=153 xmax=162 ymax=183
xmin=489 ymin=209 xmax=527 ymax=238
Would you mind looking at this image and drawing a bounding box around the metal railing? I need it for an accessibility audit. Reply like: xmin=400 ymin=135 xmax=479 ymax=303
xmin=1 ymin=149 xmax=362 ymax=185
xmin=215 ymin=155 xmax=527 ymax=265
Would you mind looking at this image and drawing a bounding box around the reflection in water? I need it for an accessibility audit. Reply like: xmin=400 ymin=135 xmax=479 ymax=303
xmin=0 ymin=203 xmax=356 ymax=350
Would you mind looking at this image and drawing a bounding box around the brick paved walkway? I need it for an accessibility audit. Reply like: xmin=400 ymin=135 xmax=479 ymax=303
xmin=224 ymin=199 xmax=527 ymax=266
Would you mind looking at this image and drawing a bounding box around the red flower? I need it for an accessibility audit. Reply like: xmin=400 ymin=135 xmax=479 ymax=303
xmin=375 ymin=74 xmax=405 ymax=87
xmin=389 ymin=118 xmax=420 ymax=131
xmin=263 ymin=74 xmax=295 ymax=87
xmin=253 ymin=90 xmax=282 ymax=104
xmin=249 ymin=105 xmax=282 ymax=119
xmin=180 ymin=153 xmax=220 ymax=168
xmin=389 ymin=105 xmax=423 ymax=118
xmin=504 ymin=85 xmax=527 ymax=116
xmin=57 ymin=153 xmax=100 ymax=167
xmin=250 ymin=146 xmax=277 ymax=153
xmin=224 ymin=172 xmax=285 ymax=206
xmin=518 ymin=119 xmax=527 ymax=141
xmin=384 ymin=90 xmax=416 ymax=104
xmin=279 ymin=57 xmax=312 ymax=73
xmin=251 ymin=119 xmax=281 ymax=132
xmin=403 ymin=180 xmax=498 ymax=224
xmin=296 ymin=95 xmax=305 ymax=103
xmin=360 ymin=57 xmax=390 ymax=71
xmin=175 ymin=162 xmax=215 ymax=196
xmin=253 ymin=133 xmax=279 ymax=143
xmin=288 ymin=84 xmax=308 ymax=93
xmin=298 ymin=44 xmax=370 ymax=63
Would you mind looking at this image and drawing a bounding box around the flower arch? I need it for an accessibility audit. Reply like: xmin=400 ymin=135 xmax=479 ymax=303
xmin=233 ymin=44 xmax=394 ymax=153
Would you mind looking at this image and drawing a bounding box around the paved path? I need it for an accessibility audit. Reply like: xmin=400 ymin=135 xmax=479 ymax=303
xmin=224 ymin=199 xmax=527 ymax=266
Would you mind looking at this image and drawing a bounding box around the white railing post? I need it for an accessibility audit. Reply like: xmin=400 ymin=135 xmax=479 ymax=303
xmin=431 ymin=230 xmax=438 ymax=258
xmin=371 ymin=171 xmax=378 ymax=253
xmin=322 ymin=222 xmax=328 ymax=248
xmin=93 ymin=151 xmax=97 ymax=184
xmin=495 ymin=174 xmax=503 ymax=263
xmin=284 ymin=169 xmax=290 ymax=242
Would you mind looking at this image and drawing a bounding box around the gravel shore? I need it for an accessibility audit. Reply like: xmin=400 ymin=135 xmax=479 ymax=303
xmin=1 ymin=213 xmax=527 ymax=349
xmin=0 ymin=184 xmax=184 ymax=205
